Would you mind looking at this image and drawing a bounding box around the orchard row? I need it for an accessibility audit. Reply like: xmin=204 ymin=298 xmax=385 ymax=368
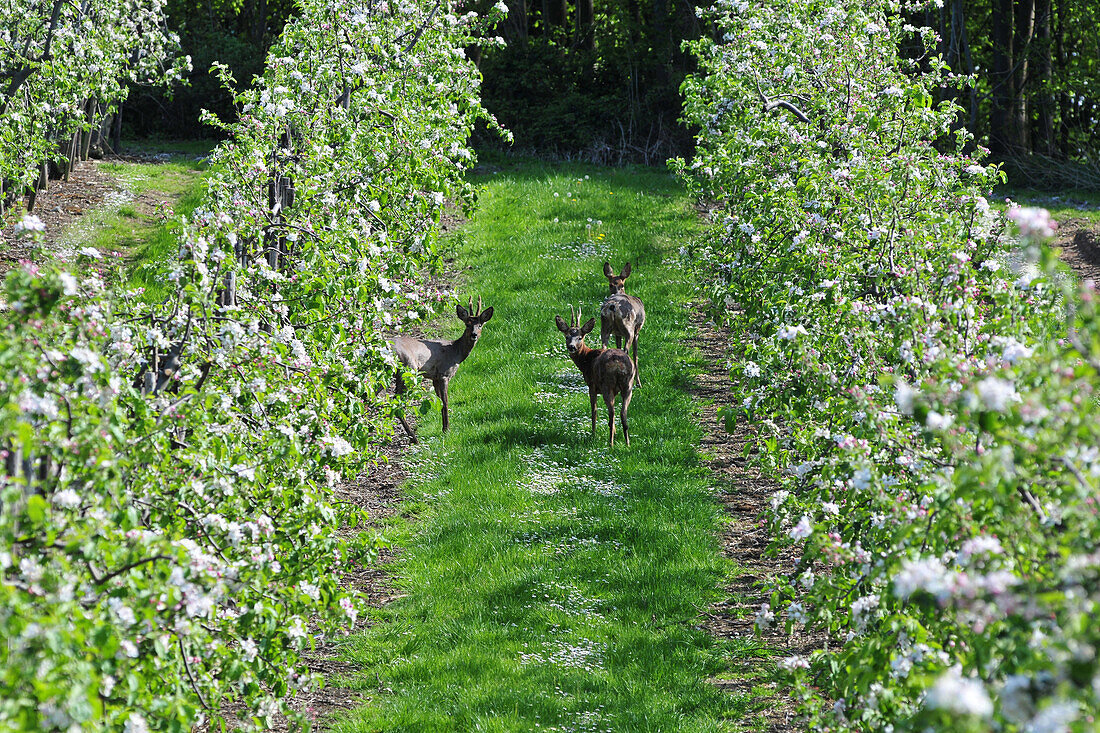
xmin=0 ymin=1 xmax=504 ymax=729
xmin=678 ymin=0 xmax=1100 ymax=730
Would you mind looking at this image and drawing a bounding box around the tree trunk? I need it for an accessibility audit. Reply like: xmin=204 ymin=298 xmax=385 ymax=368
xmin=989 ymin=0 xmax=1015 ymax=155
xmin=111 ymin=106 xmax=123 ymax=153
xmin=1055 ymin=0 xmax=1069 ymax=156
xmin=1034 ymin=0 xmax=1054 ymax=155
xmin=1012 ymin=0 xmax=1036 ymax=153
xmin=576 ymin=0 xmax=594 ymax=50
xmin=547 ymin=0 xmax=566 ymax=30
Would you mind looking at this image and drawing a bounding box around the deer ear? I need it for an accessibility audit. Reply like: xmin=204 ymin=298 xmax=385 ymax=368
xmin=603 ymin=262 xmax=614 ymax=278
xmin=456 ymin=303 xmax=470 ymax=321
xmin=478 ymin=306 xmax=494 ymax=323
xmin=622 ymin=262 xmax=631 ymax=278
xmin=555 ymin=315 xmax=569 ymax=333
xmin=581 ymin=317 xmax=596 ymax=335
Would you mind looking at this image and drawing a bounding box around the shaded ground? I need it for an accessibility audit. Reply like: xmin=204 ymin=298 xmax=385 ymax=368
xmin=1055 ymin=218 xmax=1100 ymax=283
xmin=686 ymin=303 xmax=819 ymax=732
xmin=259 ymin=434 xmax=415 ymax=731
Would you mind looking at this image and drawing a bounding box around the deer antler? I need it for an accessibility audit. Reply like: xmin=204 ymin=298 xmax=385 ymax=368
xmin=477 ymin=294 xmax=482 ymax=316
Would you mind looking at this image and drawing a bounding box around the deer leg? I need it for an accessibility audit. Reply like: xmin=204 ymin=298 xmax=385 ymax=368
xmin=620 ymin=388 xmax=632 ymax=447
xmin=604 ymin=392 xmax=616 ymax=447
xmin=394 ymin=371 xmax=418 ymax=444
xmin=632 ymin=334 xmax=641 ymax=386
xmin=433 ymin=379 xmax=449 ymax=433
xmin=589 ymin=387 xmax=598 ymax=437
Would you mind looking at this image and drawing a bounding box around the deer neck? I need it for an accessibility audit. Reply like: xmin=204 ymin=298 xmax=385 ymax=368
xmin=569 ymin=343 xmax=601 ymax=383
xmin=452 ymin=328 xmax=477 ymax=362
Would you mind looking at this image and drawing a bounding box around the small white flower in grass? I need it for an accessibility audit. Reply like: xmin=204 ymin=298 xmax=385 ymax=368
xmin=789 ymin=515 xmax=813 ymax=540
xmin=779 ymin=655 xmax=809 ymax=670
xmin=79 ymin=246 xmax=102 ymax=259
xmin=977 ymin=377 xmax=1017 ymax=411
xmin=924 ymin=666 xmax=993 ymax=718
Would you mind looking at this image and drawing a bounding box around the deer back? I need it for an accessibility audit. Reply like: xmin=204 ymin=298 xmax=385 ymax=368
xmin=593 ymin=348 xmax=634 ymax=395
xmin=600 ymin=294 xmax=645 ymax=335
xmin=390 ymin=335 xmax=467 ymax=382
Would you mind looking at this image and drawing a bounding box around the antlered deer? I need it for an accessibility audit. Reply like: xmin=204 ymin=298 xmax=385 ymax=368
xmin=600 ymin=262 xmax=645 ymax=386
xmin=556 ymin=306 xmax=634 ymax=447
xmin=389 ymin=296 xmax=493 ymax=442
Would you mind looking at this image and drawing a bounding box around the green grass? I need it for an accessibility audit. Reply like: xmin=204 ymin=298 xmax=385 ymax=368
xmin=332 ymin=163 xmax=768 ymax=731
xmin=994 ymin=186 xmax=1100 ymax=225
xmin=59 ymin=157 xmax=209 ymax=301
xmin=117 ymin=138 xmax=219 ymax=158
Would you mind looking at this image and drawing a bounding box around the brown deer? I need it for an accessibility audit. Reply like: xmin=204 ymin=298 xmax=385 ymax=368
xmin=600 ymin=262 xmax=645 ymax=387
xmin=555 ymin=306 xmax=634 ymax=447
xmin=389 ymin=296 xmax=493 ymax=442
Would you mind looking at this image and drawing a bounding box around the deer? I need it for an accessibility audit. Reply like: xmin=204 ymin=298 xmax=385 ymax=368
xmin=389 ymin=296 xmax=494 ymax=443
xmin=600 ymin=262 xmax=645 ymax=387
xmin=555 ymin=305 xmax=634 ymax=447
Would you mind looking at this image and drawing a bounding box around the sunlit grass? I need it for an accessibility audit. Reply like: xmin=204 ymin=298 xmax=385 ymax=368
xmin=56 ymin=157 xmax=209 ymax=302
xmin=332 ymin=163 xmax=767 ymax=731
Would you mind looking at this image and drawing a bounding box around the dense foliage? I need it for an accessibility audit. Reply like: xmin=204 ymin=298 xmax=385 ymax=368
xmin=123 ymin=0 xmax=297 ymax=139
xmin=475 ymin=0 xmax=699 ymax=162
xmin=678 ymin=0 xmax=1100 ymax=729
xmin=0 ymin=0 xmax=188 ymax=209
xmin=0 ymin=0 xmax=501 ymax=728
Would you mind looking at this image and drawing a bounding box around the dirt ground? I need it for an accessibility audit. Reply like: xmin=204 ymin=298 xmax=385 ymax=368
xmin=684 ymin=304 xmax=817 ymax=731
xmin=1054 ymin=217 xmax=1100 ymax=282
xmin=0 ymin=161 xmax=116 ymax=273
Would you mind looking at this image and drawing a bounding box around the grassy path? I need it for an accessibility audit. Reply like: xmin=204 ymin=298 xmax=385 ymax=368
xmin=337 ymin=162 xmax=756 ymax=731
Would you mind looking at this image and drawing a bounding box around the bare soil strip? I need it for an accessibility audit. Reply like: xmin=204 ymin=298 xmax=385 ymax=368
xmin=0 ymin=162 xmax=115 ymax=273
xmin=1055 ymin=218 xmax=1100 ymax=283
